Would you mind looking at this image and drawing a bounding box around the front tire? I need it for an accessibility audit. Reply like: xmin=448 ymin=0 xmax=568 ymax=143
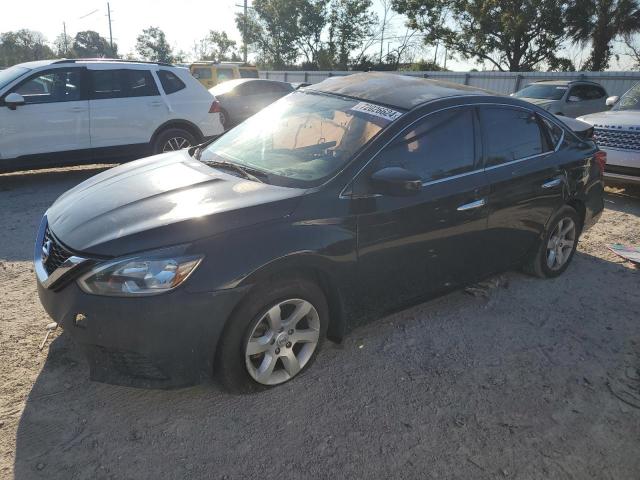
xmin=216 ymin=276 xmax=329 ymax=393
xmin=524 ymin=205 xmax=580 ymax=278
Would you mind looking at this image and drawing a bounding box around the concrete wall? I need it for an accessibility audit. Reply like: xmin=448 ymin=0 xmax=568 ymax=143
xmin=260 ymin=70 xmax=640 ymax=97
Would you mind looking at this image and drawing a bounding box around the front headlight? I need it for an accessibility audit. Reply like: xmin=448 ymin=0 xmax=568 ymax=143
xmin=78 ymin=250 xmax=203 ymax=297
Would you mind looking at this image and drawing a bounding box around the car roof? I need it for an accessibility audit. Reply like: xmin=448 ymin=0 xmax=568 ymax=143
xmin=532 ymin=79 xmax=603 ymax=87
xmin=307 ymin=72 xmax=493 ymax=110
xmin=14 ymin=58 xmax=175 ymax=70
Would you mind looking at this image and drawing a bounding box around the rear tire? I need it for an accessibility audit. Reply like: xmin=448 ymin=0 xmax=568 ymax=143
xmin=152 ymin=128 xmax=197 ymax=154
xmin=216 ymin=276 xmax=329 ymax=393
xmin=523 ymin=205 xmax=580 ymax=278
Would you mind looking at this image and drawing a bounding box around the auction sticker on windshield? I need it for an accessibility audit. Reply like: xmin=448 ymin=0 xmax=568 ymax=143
xmin=350 ymin=102 xmax=403 ymax=123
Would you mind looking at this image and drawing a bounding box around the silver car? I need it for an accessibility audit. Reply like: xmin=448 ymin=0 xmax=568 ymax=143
xmin=578 ymin=83 xmax=640 ymax=186
xmin=513 ymin=80 xmax=609 ymax=118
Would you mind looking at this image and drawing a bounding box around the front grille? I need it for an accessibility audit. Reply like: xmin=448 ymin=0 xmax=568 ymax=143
xmin=42 ymin=226 xmax=72 ymax=275
xmin=593 ymin=128 xmax=640 ymax=151
xmin=103 ymin=348 xmax=170 ymax=380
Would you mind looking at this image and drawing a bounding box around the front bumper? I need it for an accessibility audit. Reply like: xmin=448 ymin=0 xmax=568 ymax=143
xmin=37 ymin=279 xmax=247 ymax=388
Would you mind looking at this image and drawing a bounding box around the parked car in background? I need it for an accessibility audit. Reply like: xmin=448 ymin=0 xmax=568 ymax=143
xmin=513 ymin=80 xmax=609 ymax=117
xmin=190 ymin=62 xmax=259 ymax=89
xmin=210 ymin=78 xmax=294 ymax=128
xmin=578 ymin=82 xmax=640 ymax=185
xmin=35 ymin=72 xmax=604 ymax=391
xmin=0 ymin=59 xmax=224 ymax=172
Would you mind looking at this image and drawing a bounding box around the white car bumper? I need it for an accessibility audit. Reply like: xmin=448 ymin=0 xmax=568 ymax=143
xmin=600 ymin=147 xmax=640 ymax=185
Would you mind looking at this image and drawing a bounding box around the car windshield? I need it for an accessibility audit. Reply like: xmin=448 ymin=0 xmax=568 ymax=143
xmin=200 ymin=91 xmax=402 ymax=187
xmin=613 ymin=83 xmax=640 ymax=111
xmin=0 ymin=65 xmax=30 ymax=90
xmin=514 ymin=84 xmax=567 ymax=100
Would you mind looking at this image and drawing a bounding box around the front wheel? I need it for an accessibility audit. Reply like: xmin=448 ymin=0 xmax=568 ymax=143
xmin=216 ymin=277 xmax=328 ymax=393
xmin=524 ymin=205 xmax=580 ymax=278
xmin=152 ymin=128 xmax=197 ymax=154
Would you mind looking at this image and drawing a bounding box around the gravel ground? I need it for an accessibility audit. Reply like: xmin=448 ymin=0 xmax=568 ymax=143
xmin=1 ymin=166 xmax=639 ymax=480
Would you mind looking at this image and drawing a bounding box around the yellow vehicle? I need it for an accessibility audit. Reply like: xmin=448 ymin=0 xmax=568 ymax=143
xmin=189 ymin=62 xmax=259 ymax=88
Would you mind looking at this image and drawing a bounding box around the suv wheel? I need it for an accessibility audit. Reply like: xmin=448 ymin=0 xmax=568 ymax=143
xmin=153 ymin=128 xmax=197 ymax=154
xmin=524 ymin=205 xmax=580 ymax=278
xmin=216 ymin=277 xmax=328 ymax=393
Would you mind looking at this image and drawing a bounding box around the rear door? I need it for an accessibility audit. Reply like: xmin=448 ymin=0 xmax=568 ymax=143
xmin=480 ymin=105 xmax=565 ymax=271
xmin=355 ymin=106 xmax=490 ymax=313
xmin=88 ymin=67 xmax=165 ymax=150
xmin=0 ymin=67 xmax=89 ymax=159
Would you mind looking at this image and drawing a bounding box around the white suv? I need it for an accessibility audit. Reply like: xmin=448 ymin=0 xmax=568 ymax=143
xmin=0 ymin=59 xmax=224 ymax=172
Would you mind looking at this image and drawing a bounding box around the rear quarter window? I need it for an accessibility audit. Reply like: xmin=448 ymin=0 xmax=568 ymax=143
xmin=158 ymin=70 xmax=186 ymax=94
xmin=481 ymin=107 xmax=544 ymax=166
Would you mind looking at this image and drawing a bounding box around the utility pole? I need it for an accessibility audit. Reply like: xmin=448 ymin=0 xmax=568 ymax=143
xmin=107 ymin=2 xmax=114 ymax=53
xmin=243 ymin=0 xmax=248 ymax=63
xmin=63 ymin=22 xmax=68 ymax=55
xmin=379 ymin=6 xmax=387 ymax=64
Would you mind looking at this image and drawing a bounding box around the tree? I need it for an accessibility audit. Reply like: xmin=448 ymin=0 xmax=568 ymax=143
xmin=392 ymin=0 xmax=568 ymax=71
xmin=53 ymin=32 xmax=74 ymax=57
xmin=236 ymin=0 xmax=304 ymax=68
xmin=566 ymin=0 xmax=640 ymax=71
xmin=195 ymin=30 xmax=239 ymax=62
xmin=297 ymin=0 xmax=330 ymax=67
xmin=73 ymin=30 xmax=117 ymax=58
xmin=329 ymin=0 xmax=378 ymax=69
xmin=136 ymin=27 xmax=174 ymax=63
xmin=0 ymin=30 xmax=54 ymax=66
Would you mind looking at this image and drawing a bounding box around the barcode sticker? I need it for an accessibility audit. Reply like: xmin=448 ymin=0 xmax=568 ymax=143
xmin=350 ymin=102 xmax=403 ymax=122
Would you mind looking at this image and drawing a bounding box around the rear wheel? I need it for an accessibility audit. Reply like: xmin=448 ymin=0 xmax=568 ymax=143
xmin=524 ymin=205 xmax=580 ymax=278
xmin=216 ymin=276 xmax=328 ymax=393
xmin=152 ymin=128 xmax=197 ymax=154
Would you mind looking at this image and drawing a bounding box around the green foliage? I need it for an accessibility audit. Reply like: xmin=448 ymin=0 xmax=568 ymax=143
xmin=392 ymin=0 xmax=568 ymax=71
xmin=135 ymin=27 xmax=174 ymax=63
xmin=566 ymin=0 xmax=640 ymax=71
xmin=196 ymin=30 xmax=240 ymax=62
xmin=73 ymin=30 xmax=117 ymax=58
xmin=0 ymin=30 xmax=55 ymax=66
xmin=328 ymin=0 xmax=377 ymax=69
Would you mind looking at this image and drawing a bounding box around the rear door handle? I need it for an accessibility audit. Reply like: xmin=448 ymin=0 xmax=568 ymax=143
xmin=457 ymin=198 xmax=486 ymax=211
xmin=69 ymin=106 xmax=85 ymax=112
xmin=542 ymin=178 xmax=561 ymax=189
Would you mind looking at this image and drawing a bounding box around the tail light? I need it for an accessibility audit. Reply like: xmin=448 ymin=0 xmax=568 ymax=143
xmin=209 ymin=100 xmax=221 ymax=113
xmin=594 ymin=150 xmax=607 ymax=175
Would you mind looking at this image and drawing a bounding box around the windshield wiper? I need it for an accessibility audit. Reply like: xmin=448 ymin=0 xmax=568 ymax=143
xmin=203 ymin=160 xmax=267 ymax=183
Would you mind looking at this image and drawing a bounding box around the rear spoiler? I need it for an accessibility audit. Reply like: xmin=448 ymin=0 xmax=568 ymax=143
xmin=555 ymin=115 xmax=594 ymax=140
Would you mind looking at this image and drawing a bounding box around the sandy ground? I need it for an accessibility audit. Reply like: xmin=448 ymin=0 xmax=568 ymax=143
xmin=0 ymin=166 xmax=639 ymax=480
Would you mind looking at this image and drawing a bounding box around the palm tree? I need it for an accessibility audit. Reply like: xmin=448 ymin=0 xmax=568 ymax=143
xmin=567 ymin=0 xmax=640 ymax=70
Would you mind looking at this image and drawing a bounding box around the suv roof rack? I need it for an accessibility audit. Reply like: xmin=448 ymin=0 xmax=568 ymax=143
xmin=52 ymin=58 xmax=174 ymax=67
xmin=191 ymin=61 xmax=255 ymax=67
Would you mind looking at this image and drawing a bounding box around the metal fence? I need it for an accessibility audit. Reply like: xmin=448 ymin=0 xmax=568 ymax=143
xmin=260 ymin=70 xmax=640 ymax=97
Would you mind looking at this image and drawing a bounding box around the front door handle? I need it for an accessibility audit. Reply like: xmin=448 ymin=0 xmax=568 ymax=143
xmin=542 ymin=178 xmax=562 ymax=189
xmin=457 ymin=198 xmax=486 ymax=211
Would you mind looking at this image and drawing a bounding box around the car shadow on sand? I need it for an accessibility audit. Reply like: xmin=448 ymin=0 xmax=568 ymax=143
xmin=13 ymin=249 xmax=640 ymax=479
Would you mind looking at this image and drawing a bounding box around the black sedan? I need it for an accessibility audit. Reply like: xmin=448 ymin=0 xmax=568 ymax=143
xmin=35 ymin=72 xmax=605 ymax=391
xmin=209 ymin=78 xmax=294 ymax=129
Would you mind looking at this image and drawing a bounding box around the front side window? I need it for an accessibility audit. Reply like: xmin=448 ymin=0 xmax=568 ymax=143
xmin=200 ymin=92 xmax=399 ymax=187
xmin=568 ymin=85 xmax=590 ymax=101
xmin=13 ymin=68 xmax=84 ymax=104
xmin=373 ymin=107 xmax=476 ymax=182
xmin=90 ymin=69 xmax=159 ymax=99
xmin=481 ymin=107 xmax=544 ymax=166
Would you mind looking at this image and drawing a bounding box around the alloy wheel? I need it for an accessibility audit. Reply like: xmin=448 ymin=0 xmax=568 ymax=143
xmin=546 ymin=217 xmax=576 ymax=270
xmin=245 ymin=298 xmax=320 ymax=385
xmin=162 ymin=136 xmax=191 ymax=152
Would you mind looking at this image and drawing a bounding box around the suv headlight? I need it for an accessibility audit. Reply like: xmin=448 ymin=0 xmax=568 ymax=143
xmin=78 ymin=250 xmax=203 ymax=297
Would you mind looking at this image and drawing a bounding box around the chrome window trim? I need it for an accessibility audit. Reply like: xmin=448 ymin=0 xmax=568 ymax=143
xmin=340 ymin=101 xmax=563 ymax=198
xmin=34 ymin=215 xmax=89 ymax=289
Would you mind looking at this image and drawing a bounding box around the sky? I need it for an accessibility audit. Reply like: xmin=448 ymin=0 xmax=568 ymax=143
xmin=0 ymin=0 xmax=635 ymax=71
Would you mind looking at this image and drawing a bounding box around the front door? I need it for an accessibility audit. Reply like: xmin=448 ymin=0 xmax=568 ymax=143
xmin=0 ymin=67 xmax=89 ymax=160
xmin=354 ymin=106 xmax=490 ymax=316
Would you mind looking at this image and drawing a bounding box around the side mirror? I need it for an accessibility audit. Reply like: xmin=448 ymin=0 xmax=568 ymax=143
xmin=606 ymin=95 xmax=619 ymax=106
xmin=4 ymin=92 xmax=25 ymax=110
xmin=567 ymin=95 xmax=581 ymax=103
xmin=370 ymin=167 xmax=422 ymax=197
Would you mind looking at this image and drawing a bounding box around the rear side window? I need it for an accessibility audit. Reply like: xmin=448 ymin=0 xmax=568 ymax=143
xmin=216 ymin=68 xmax=235 ymax=82
xmin=90 ymin=69 xmax=159 ymax=99
xmin=375 ymin=107 xmax=476 ymax=182
xmin=192 ymin=67 xmax=212 ymax=79
xmin=481 ymin=107 xmax=544 ymax=166
xmin=157 ymin=70 xmax=186 ymax=94
xmin=239 ymin=69 xmax=259 ymax=78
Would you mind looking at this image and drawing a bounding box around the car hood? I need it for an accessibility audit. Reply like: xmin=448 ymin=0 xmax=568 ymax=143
xmin=518 ymin=97 xmax=556 ymax=109
xmin=577 ymin=109 xmax=640 ymax=130
xmin=46 ymin=151 xmax=305 ymax=257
